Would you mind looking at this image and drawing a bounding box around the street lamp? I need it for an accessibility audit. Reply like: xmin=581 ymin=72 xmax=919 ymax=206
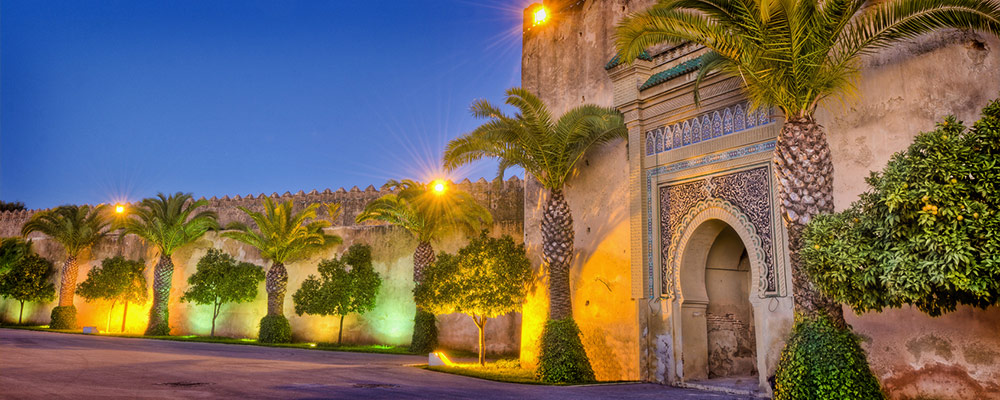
xmin=533 ymin=6 xmax=548 ymax=26
xmin=432 ymin=180 xmax=447 ymax=195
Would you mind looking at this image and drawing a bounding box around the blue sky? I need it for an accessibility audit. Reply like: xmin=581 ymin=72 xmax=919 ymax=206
xmin=1 ymin=1 xmax=529 ymax=209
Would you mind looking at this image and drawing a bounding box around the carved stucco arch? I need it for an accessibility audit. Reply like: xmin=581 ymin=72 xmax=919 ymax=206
xmin=664 ymin=198 xmax=767 ymax=301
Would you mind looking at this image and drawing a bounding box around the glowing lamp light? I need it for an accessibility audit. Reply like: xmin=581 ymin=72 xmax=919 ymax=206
xmin=533 ymin=6 xmax=548 ymax=26
xmin=308 ymin=343 xmax=317 ymax=348
xmin=429 ymin=351 xmax=456 ymax=367
xmin=115 ymin=204 xmax=125 ymax=214
xmin=432 ymin=180 xmax=447 ymax=195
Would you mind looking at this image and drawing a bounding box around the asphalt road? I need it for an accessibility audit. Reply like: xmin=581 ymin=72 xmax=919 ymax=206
xmin=0 ymin=328 xmax=752 ymax=399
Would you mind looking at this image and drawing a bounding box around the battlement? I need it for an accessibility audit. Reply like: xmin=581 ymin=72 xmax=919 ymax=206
xmin=0 ymin=176 xmax=524 ymax=237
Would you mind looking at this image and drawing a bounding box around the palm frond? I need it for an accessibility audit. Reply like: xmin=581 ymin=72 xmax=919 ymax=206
xmin=444 ymin=87 xmax=627 ymax=191
xmin=121 ymin=192 xmax=218 ymax=256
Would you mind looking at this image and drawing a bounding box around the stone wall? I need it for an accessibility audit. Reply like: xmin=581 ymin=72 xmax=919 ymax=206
xmin=520 ymin=0 xmax=654 ymax=381
xmin=819 ymin=30 xmax=1000 ymax=400
xmin=521 ymin=0 xmax=1000 ymax=396
xmin=0 ymin=178 xmax=526 ymax=357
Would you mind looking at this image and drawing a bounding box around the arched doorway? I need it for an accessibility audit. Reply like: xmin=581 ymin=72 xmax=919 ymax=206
xmin=678 ymin=220 xmax=758 ymax=382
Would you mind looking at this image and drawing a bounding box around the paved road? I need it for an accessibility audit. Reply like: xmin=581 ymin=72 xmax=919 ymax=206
xmin=0 ymin=328 xmax=753 ymax=399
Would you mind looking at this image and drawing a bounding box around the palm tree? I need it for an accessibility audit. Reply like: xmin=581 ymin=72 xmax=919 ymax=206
xmin=615 ymin=0 xmax=1000 ymax=324
xmin=121 ymin=193 xmax=218 ymax=335
xmin=22 ymin=204 xmax=110 ymax=328
xmin=444 ymin=88 xmax=626 ymax=323
xmin=356 ymin=179 xmax=492 ymax=352
xmin=224 ymin=198 xmax=341 ymax=322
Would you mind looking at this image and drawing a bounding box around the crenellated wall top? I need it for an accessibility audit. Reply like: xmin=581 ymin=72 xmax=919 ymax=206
xmin=0 ymin=176 xmax=524 ymax=237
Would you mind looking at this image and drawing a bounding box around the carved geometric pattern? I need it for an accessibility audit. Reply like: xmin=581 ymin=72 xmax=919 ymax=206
xmin=709 ymin=167 xmax=776 ymax=293
xmin=644 ymin=102 xmax=776 ymax=156
xmin=683 ymin=121 xmax=692 ymax=146
xmin=646 ymin=131 xmax=656 ymax=156
xmin=711 ymin=112 xmax=723 ymax=138
xmin=691 ymin=119 xmax=702 ymax=144
xmin=663 ymin=198 xmax=770 ymax=299
xmin=734 ymin=105 xmax=745 ymax=131
xmin=659 ymin=181 xmax=709 ymax=294
xmin=672 ymin=124 xmax=682 ymax=149
xmin=657 ymin=166 xmax=777 ymax=297
xmin=644 ymin=141 xmax=777 ymax=297
xmin=724 ymin=109 xmax=734 ymax=134
xmin=655 ymin=127 xmax=666 ymax=153
xmin=701 ymin=115 xmax=712 ymax=141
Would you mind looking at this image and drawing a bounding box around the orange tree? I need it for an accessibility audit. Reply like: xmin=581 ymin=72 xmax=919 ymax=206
xmin=356 ymin=179 xmax=491 ymax=353
xmin=415 ymin=232 xmax=530 ymax=365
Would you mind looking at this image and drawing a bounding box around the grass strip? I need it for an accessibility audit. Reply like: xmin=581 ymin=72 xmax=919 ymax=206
xmin=0 ymin=325 xmax=414 ymax=355
xmin=421 ymin=360 xmax=544 ymax=385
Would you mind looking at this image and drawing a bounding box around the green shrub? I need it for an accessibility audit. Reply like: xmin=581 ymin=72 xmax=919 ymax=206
xmin=145 ymin=320 xmax=171 ymax=336
xmin=802 ymin=99 xmax=1000 ymax=316
xmin=409 ymin=309 xmax=438 ymax=353
xmin=775 ymin=314 xmax=884 ymax=400
xmin=49 ymin=305 xmax=77 ymax=330
xmin=258 ymin=314 xmax=292 ymax=343
xmin=536 ymin=317 xmax=595 ymax=383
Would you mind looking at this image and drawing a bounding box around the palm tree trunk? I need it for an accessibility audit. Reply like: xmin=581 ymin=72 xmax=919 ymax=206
xmin=145 ymin=254 xmax=174 ymax=335
xmin=413 ymin=241 xmax=435 ymax=284
xmin=541 ymin=189 xmax=574 ymax=320
xmin=57 ymin=256 xmax=79 ymax=307
xmin=409 ymin=242 xmax=437 ymax=353
xmin=774 ymin=116 xmax=846 ymax=327
xmin=266 ymin=262 xmax=288 ymax=316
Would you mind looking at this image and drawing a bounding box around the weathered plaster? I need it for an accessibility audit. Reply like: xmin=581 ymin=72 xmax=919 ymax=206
xmin=519 ymin=0 xmax=651 ymax=381
xmin=819 ymin=30 xmax=1000 ymax=400
xmin=522 ymin=0 xmax=1000 ymax=397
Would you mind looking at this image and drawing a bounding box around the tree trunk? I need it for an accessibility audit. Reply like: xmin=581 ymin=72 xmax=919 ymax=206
xmin=338 ymin=314 xmax=345 ymax=345
xmin=121 ymin=302 xmax=129 ymax=333
xmin=211 ymin=301 xmax=220 ymax=337
xmin=413 ymin=241 xmax=435 ymax=285
xmin=107 ymin=301 xmax=116 ymax=332
xmin=774 ymin=116 xmax=845 ymax=327
xmin=541 ymin=189 xmax=575 ymax=320
xmin=473 ymin=315 xmax=487 ymax=366
xmin=145 ymin=254 xmax=174 ymax=335
xmin=57 ymin=256 xmax=79 ymax=307
xmin=265 ymin=262 xmax=288 ymax=316
xmin=19 ymin=300 xmax=24 ymax=324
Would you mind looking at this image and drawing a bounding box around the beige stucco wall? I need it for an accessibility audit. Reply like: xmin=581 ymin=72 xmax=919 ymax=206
xmin=519 ymin=0 xmax=653 ymax=381
xmin=521 ymin=0 xmax=1000 ymax=396
xmin=0 ymin=180 xmax=526 ymax=357
xmin=817 ymin=30 xmax=1000 ymax=400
